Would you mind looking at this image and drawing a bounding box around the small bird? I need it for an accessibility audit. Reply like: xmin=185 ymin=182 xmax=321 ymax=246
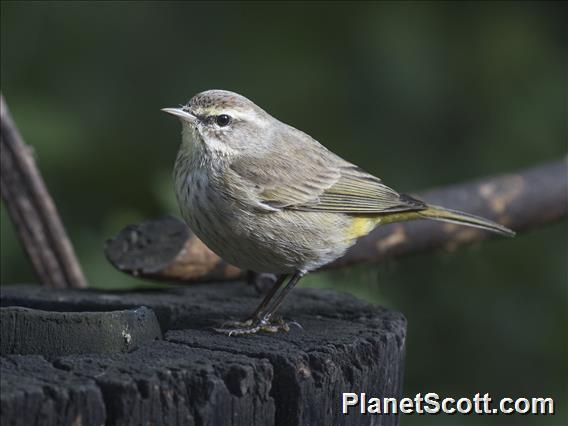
xmin=162 ymin=90 xmax=514 ymax=335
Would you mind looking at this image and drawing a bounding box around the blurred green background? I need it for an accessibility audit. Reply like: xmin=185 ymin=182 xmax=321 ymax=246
xmin=1 ymin=2 xmax=566 ymax=425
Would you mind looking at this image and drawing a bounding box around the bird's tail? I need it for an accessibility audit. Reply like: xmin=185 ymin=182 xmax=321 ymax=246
xmin=417 ymin=205 xmax=515 ymax=237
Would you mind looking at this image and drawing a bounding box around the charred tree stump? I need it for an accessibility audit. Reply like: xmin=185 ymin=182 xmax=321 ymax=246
xmin=1 ymin=283 xmax=405 ymax=426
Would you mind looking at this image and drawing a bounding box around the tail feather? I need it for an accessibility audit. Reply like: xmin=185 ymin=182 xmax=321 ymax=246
xmin=418 ymin=205 xmax=515 ymax=237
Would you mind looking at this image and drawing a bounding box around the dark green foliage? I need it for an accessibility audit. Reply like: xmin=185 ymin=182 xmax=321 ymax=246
xmin=1 ymin=2 xmax=566 ymax=425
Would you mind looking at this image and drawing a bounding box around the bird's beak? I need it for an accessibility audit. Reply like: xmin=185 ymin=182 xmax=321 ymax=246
xmin=161 ymin=107 xmax=197 ymax=123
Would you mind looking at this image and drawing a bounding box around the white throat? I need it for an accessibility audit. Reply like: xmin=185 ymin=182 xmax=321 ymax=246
xmin=180 ymin=122 xmax=237 ymax=166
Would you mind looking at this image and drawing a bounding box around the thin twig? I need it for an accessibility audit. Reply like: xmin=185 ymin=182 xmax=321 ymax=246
xmin=0 ymin=94 xmax=88 ymax=288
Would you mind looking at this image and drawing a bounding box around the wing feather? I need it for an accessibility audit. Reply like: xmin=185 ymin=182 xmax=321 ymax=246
xmin=228 ymin=127 xmax=425 ymax=214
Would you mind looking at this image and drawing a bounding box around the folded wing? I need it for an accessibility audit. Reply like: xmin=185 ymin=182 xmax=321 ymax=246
xmin=229 ymin=132 xmax=426 ymax=215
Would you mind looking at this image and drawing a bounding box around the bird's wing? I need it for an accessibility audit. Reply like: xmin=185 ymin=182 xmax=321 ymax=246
xmin=293 ymin=164 xmax=427 ymax=213
xmin=228 ymin=135 xmax=426 ymax=214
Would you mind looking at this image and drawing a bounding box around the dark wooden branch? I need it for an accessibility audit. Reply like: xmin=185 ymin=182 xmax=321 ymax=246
xmin=0 ymin=94 xmax=87 ymax=288
xmin=105 ymin=159 xmax=567 ymax=284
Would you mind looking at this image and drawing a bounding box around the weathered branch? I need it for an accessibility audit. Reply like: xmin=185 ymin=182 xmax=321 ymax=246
xmin=0 ymin=94 xmax=87 ymax=288
xmin=331 ymin=158 xmax=567 ymax=269
xmin=105 ymin=159 xmax=567 ymax=283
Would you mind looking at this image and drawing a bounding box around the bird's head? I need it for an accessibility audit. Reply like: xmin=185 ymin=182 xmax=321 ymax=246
xmin=162 ymin=90 xmax=273 ymax=158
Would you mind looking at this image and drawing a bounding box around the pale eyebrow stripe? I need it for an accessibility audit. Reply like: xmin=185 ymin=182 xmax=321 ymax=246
xmin=195 ymin=107 xmax=267 ymax=126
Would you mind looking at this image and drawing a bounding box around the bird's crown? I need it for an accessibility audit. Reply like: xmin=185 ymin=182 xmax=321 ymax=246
xmin=186 ymin=90 xmax=266 ymax=120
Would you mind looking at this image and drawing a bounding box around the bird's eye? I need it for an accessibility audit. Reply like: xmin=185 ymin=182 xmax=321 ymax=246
xmin=215 ymin=114 xmax=232 ymax=127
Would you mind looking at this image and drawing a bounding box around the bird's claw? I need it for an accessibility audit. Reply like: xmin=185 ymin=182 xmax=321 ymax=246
xmin=214 ymin=317 xmax=301 ymax=336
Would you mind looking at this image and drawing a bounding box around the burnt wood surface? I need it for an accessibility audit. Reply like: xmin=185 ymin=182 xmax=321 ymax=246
xmin=1 ymin=283 xmax=406 ymax=426
xmin=1 ymin=306 xmax=162 ymax=359
xmin=104 ymin=159 xmax=567 ymax=283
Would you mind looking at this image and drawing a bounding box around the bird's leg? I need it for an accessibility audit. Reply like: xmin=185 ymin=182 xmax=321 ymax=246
xmin=215 ymin=274 xmax=288 ymax=334
xmin=249 ymin=273 xmax=289 ymax=319
xmin=258 ymin=271 xmax=304 ymax=323
xmin=215 ymin=272 xmax=304 ymax=335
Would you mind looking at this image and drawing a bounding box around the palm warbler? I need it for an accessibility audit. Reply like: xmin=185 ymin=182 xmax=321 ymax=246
xmin=162 ymin=90 xmax=514 ymax=335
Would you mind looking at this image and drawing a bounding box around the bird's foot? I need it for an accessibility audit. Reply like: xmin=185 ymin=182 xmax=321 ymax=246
xmin=214 ymin=316 xmax=302 ymax=336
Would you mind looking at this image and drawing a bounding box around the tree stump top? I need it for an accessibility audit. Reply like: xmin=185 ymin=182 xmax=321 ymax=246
xmin=1 ymin=283 xmax=406 ymax=426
